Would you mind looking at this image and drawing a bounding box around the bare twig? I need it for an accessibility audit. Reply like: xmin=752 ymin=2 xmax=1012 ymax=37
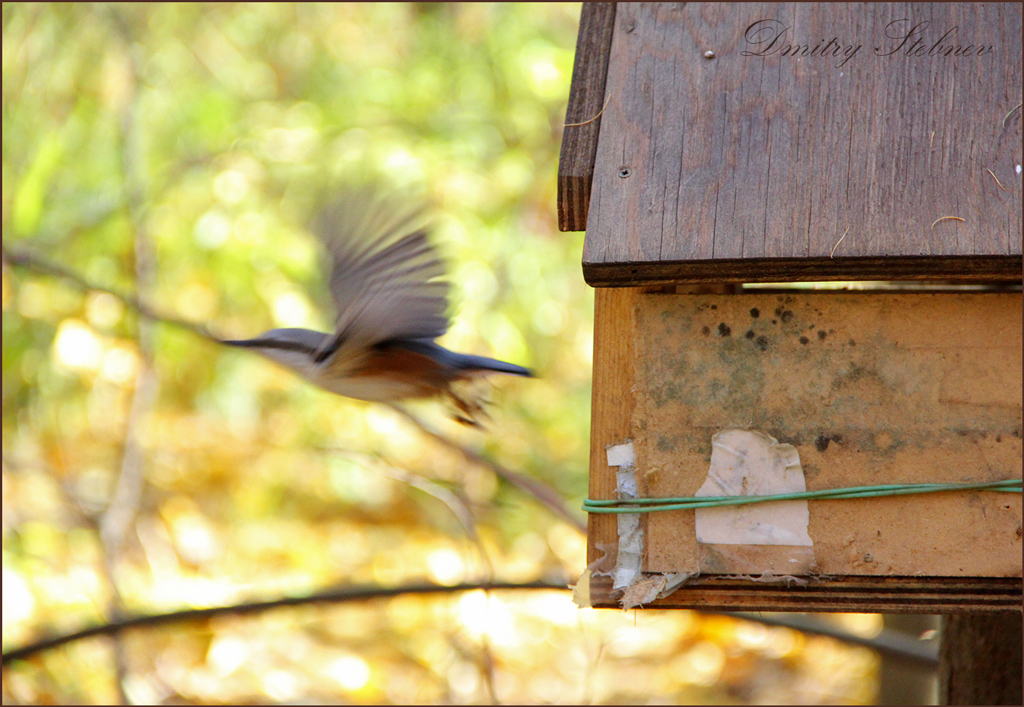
xmin=2 ymin=246 xmax=223 ymax=345
xmin=316 ymin=445 xmax=500 ymax=700
xmin=325 ymin=447 xmax=493 ymax=577
xmin=388 ymin=404 xmax=586 ymax=533
xmin=2 ymin=454 xmax=101 ymax=529
xmin=721 ymin=612 xmax=938 ymax=667
xmin=3 ymin=249 xmax=582 ymax=532
xmin=2 ymin=581 xmax=940 ymax=669
xmin=1 ymin=581 xmax=570 ymax=665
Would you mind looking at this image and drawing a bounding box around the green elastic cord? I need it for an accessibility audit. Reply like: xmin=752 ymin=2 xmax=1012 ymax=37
xmin=582 ymin=479 xmax=1022 ymax=514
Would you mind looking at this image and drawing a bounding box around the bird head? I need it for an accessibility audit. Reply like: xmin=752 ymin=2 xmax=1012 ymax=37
xmin=222 ymin=328 xmax=329 ymax=380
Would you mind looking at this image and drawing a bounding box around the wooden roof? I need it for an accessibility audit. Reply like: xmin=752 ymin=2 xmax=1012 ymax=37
xmin=559 ymin=3 xmax=1023 ymax=285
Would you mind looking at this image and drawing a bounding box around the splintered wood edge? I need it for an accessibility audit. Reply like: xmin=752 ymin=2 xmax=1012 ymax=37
xmin=557 ymin=2 xmax=616 ymax=233
xmin=587 ymin=575 xmax=1023 ymax=613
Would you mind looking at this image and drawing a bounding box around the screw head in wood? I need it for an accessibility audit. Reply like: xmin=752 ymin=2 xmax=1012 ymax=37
xmin=618 ymin=167 xmax=631 ymax=178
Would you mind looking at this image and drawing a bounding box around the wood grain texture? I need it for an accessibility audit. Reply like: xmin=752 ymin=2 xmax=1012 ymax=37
xmin=586 ymin=287 xmax=637 ymax=565
xmin=557 ymin=2 xmax=617 ymax=232
xmin=586 ymin=290 xmax=1022 ymax=611
xmin=587 ymin=574 xmax=1022 ymax=612
xmin=940 ymin=613 xmax=1023 ymax=705
xmin=583 ymin=3 xmax=1023 ymax=284
xmin=636 ymin=292 xmax=1022 ymax=577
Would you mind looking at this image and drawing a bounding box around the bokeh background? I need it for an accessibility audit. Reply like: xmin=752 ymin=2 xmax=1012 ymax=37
xmin=4 ymin=3 xmax=888 ymax=703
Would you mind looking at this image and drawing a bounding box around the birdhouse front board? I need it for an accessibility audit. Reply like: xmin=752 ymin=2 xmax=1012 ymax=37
xmin=581 ymin=288 xmax=1021 ymax=612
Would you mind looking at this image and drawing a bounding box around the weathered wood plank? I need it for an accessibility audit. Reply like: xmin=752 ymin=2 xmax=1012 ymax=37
xmin=941 ymin=613 xmax=1023 ymax=705
xmin=583 ymin=3 xmax=1023 ymax=284
xmin=635 ymin=292 xmax=1022 ymax=577
xmin=584 ymin=254 xmax=1023 ymax=287
xmin=558 ymin=2 xmax=617 ymax=233
xmin=588 ymin=574 xmax=1023 ymax=612
xmin=586 ymin=290 xmax=1022 ymax=611
xmin=587 ymin=287 xmax=637 ymax=565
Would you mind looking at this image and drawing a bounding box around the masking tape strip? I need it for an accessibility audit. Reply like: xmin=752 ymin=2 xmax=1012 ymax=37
xmin=606 ymin=441 xmax=643 ymax=591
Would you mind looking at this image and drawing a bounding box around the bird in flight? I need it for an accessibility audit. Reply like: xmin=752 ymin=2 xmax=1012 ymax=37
xmin=223 ymin=186 xmax=532 ymax=424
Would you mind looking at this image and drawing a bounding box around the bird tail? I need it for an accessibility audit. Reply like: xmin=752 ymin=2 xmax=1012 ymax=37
xmin=451 ymin=353 xmax=533 ymax=377
xmin=390 ymin=339 xmax=534 ymax=378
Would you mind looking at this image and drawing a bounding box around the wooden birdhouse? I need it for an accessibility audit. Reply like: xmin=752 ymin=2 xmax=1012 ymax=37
xmin=561 ymin=3 xmax=1022 ymax=613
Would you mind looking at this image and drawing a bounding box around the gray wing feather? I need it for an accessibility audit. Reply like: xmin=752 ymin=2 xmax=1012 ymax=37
xmin=311 ymin=188 xmax=451 ymax=364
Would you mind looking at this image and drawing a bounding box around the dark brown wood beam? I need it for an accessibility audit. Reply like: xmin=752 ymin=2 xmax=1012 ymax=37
xmin=557 ymin=2 xmax=616 ymax=232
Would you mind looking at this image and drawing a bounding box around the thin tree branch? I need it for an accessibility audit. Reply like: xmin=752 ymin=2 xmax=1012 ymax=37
xmin=2 ymin=247 xmax=584 ymax=533
xmin=5 ymin=227 xmax=583 ymax=704
xmin=1 ymin=245 xmax=224 ymax=345
xmin=2 ymin=581 xmax=941 ymax=669
xmin=388 ymin=404 xmax=587 ymax=534
xmin=324 ymin=447 xmax=494 ymax=578
xmin=1 ymin=580 xmax=570 ymax=665
xmin=722 ymin=612 xmax=939 ymax=668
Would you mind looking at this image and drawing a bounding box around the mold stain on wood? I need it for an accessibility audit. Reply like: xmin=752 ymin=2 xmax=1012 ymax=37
xmin=632 ymin=292 xmax=1022 ymax=577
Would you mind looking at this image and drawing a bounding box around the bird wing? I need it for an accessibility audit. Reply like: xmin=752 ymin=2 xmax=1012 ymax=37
xmin=310 ymin=187 xmax=451 ymax=367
